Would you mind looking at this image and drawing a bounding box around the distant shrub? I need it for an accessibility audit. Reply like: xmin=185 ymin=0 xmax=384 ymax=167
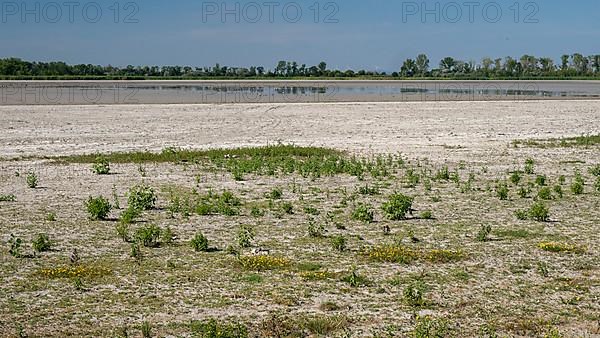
xmin=537 ymin=187 xmax=553 ymax=200
xmin=269 ymin=187 xmax=283 ymax=200
xmin=422 ymin=249 xmax=464 ymax=263
xmin=303 ymin=205 xmax=320 ymax=215
xmin=351 ymin=204 xmax=374 ymax=223
xmin=116 ymin=223 xmax=130 ymax=242
xmin=32 ymin=233 xmax=51 ymax=253
xmin=92 ymin=156 xmax=110 ymax=175
xmin=127 ymin=184 xmax=156 ymax=211
xmin=307 ymin=218 xmax=325 ymax=238
xmin=419 ymin=210 xmax=433 ymax=220
xmin=190 ymin=319 xmax=248 ymax=338
xmin=529 ymin=202 xmax=550 ymax=222
xmin=496 ymin=182 xmax=509 ymax=200
xmin=535 ymin=175 xmax=547 ymax=186
xmin=119 ymin=206 xmax=141 ymax=224
xmin=571 ymin=171 xmax=585 ymax=195
xmin=515 ymin=210 xmax=528 ymax=220
xmin=510 ymin=171 xmax=522 ymax=185
xmin=26 ymin=171 xmax=38 ymax=188
xmin=342 ymin=266 xmax=370 ymax=287
xmin=403 ymin=280 xmax=426 ymax=307
xmin=280 ymin=202 xmax=294 ymax=214
xmin=135 ymin=224 xmax=161 ymax=248
xmin=358 ymin=184 xmax=379 ymax=195
xmin=553 ymin=185 xmax=563 ymax=198
xmin=382 ymin=193 xmax=413 ymax=220
xmin=367 ymin=245 xmax=417 ymax=264
xmin=517 ymin=186 xmax=530 ymax=199
xmin=8 ymin=234 xmax=23 ymax=258
xmin=558 ymin=175 xmax=566 ymax=185
xmin=524 ymin=158 xmax=535 ymax=174
xmin=85 ymin=196 xmax=112 ymax=220
xmin=477 ymin=225 xmax=492 ymax=242
xmin=162 ymin=226 xmax=175 ymax=245
xmin=330 ymin=235 xmax=346 ymax=252
xmin=237 ymin=225 xmax=255 ymax=248
xmin=595 ymin=177 xmax=600 ymax=192
xmin=589 ymin=164 xmax=600 ymax=177
xmin=191 ymin=232 xmax=209 ymax=252
xmin=250 ymin=206 xmax=264 ymax=217
xmin=435 ymin=166 xmax=450 ymax=181
xmin=45 ymin=212 xmax=56 ymax=222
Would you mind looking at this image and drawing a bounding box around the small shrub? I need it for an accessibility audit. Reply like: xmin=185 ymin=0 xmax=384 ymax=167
xmin=237 ymin=225 xmax=255 ymax=248
xmin=529 ymin=202 xmax=550 ymax=222
xmin=358 ymin=184 xmax=379 ymax=195
xmin=535 ymin=175 xmax=547 ymax=186
xmin=524 ymin=158 xmax=535 ymax=174
xmin=191 ymin=232 xmax=209 ymax=252
xmin=119 ymin=206 xmax=141 ymax=224
xmin=269 ymin=187 xmax=283 ymax=200
xmin=477 ymin=225 xmax=492 ymax=242
xmin=0 ymin=194 xmax=16 ymax=202
xmin=589 ymin=164 xmax=600 ymax=177
xmin=85 ymin=196 xmax=112 ymax=220
xmin=515 ymin=210 xmax=528 ymax=220
xmin=135 ymin=224 xmax=161 ymax=248
xmin=496 ymin=182 xmax=509 ymax=200
xmin=190 ymin=319 xmax=248 ymax=338
xmin=571 ymin=180 xmax=584 ymax=195
xmin=553 ymin=185 xmax=563 ymax=198
xmin=595 ymin=177 xmax=600 ymax=192
xmin=300 ymin=204 xmax=318 ymax=215
xmin=307 ymin=218 xmax=325 ymax=238
xmin=537 ymin=187 xmax=553 ymax=200
xmin=558 ymin=175 xmax=566 ymax=185
xmin=518 ymin=186 xmax=530 ymax=199
xmin=45 ymin=212 xmax=56 ymax=222
xmin=435 ymin=166 xmax=450 ymax=181
xmin=351 ymin=204 xmax=374 ymax=223
xmin=162 ymin=226 xmax=175 ymax=245
xmin=423 ymin=249 xmax=464 ymax=263
xmin=342 ymin=266 xmax=370 ymax=287
xmin=8 ymin=234 xmax=23 ymax=258
xmin=330 ymin=235 xmax=346 ymax=252
xmin=510 ymin=171 xmax=522 ymax=185
xmin=382 ymin=193 xmax=414 ymax=220
xmin=116 ymin=223 xmax=130 ymax=242
xmin=250 ymin=206 xmax=265 ymax=217
xmin=92 ymin=156 xmax=110 ymax=175
xmin=280 ymin=202 xmax=294 ymax=214
xmin=130 ymin=242 xmax=143 ymax=263
xmin=127 ymin=184 xmax=156 ymax=211
xmin=419 ymin=210 xmax=433 ymax=219
xmin=32 ymin=233 xmax=51 ymax=253
xmin=403 ymin=280 xmax=426 ymax=307
xmin=26 ymin=171 xmax=38 ymax=188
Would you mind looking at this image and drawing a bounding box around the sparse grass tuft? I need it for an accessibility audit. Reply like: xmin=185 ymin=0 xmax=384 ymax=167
xmin=32 ymin=233 xmax=51 ymax=253
xmin=191 ymin=232 xmax=209 ymax=252
xmin=26 ymin=171 xmax=38 ymax=188
xmin=190 ymin=319 xmax=248 ymax=338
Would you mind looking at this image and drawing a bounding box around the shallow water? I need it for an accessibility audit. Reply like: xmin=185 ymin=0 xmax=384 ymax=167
xmin=1 ymin=80 xmax=599 ymax=105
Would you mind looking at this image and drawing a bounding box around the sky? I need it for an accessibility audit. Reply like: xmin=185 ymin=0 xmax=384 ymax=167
xmin=1 ymin=0 xmax=599 ymax=72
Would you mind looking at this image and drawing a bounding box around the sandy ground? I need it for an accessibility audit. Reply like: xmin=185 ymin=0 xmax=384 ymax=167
xmin=1 ymin=100 xmax=600 ymax=337
xmin=1 ymin=100 xmax=599 ymax=159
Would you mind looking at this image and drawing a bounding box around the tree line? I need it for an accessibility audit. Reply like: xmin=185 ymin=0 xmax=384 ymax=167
xmin=1 ymin=54 xmax=599 ymax=79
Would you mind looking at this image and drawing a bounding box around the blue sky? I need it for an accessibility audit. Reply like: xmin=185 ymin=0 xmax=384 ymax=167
xmin=1 ymin=0 xmax=599 ymax=71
